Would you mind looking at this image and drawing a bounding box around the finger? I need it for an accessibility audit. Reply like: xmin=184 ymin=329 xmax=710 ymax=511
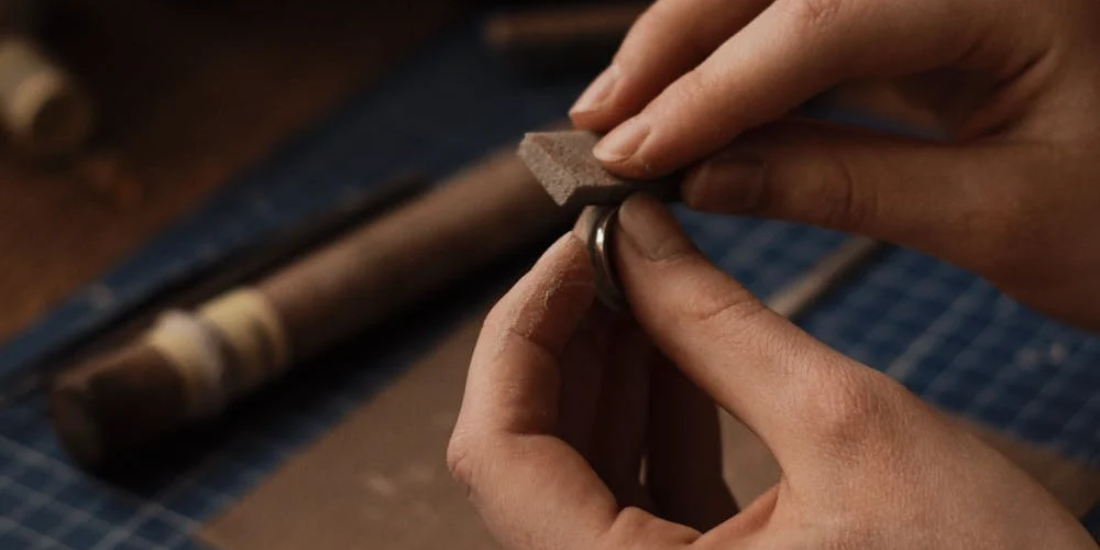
xmin=555 ymin=215 xmax=630 ymax=459
xmin=569 ymin=0 xmax=772 ymax=130
xmin=827 ymin=74 xmax=1001 ymax=137
xmin=450 ymin=233 xmax=700 ymax=550
xmin=678 ymin=120 xmax=1025 ymax=275
xmin=449 ymin=233 xmax=622 ymax=549
xmin=612 ymin=195 xmax=912 ymax=471
xmin=646 ymin=355 xmax=737 ymax=532
xmin=592 ymin=0 xmax=1047 ymax=177
xmin=588 ymin=318 xmax=653 ymax=508
xmin=556 ymin=307 xmax=609 ymax=458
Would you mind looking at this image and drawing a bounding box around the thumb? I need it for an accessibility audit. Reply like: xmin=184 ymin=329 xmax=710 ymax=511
xmin=613 ymin=195 xmax=919 ymax=473
xmin=680 ymin=119 xmax=1016 ymax=272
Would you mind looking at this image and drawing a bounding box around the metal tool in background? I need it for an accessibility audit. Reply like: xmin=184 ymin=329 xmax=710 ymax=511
xmin=766 ymin=236 xmax=883 ymax=319
xmin=483 ymin=3 xmax=645 ymax=77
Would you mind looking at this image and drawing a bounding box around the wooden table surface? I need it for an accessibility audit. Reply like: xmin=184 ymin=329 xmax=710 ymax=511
xmin=0 ymin=0 xmax=460 ymax=341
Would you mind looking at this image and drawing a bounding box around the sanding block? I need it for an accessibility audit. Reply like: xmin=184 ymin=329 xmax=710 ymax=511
xmin=518 ymin=130 xmax=679 ymax=208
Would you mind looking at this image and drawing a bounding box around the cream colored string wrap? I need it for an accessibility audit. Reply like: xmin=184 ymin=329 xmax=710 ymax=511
xmin=144 ymin=288 xmax=290 ymax=419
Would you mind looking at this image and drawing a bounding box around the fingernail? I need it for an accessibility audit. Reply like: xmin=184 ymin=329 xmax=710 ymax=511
xmin=593 ymin=117 xmax=649 ymax=163
xmin=570 ymin=65 xmax=620 ymax=117
xmin=681 ymin=156 xmax=767 ymax=213
xmin=617 ymin=195 xmax=694 ymax=261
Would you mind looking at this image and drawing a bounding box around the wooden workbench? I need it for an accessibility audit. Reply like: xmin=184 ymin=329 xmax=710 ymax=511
xmin=0 ymin=0 xmax=460 ymax=341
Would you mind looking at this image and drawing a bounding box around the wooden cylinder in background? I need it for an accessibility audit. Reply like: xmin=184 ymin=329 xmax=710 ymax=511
xmin=265 ymin=150 xmax=563 ymax=357
xmin=0 ymin=34 xmax=95 ymax=157
xmin=50 ymin=147 xmax=572 ymax=469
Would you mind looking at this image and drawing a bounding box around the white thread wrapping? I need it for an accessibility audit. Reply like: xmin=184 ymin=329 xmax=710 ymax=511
xmin=198 ymin=288 xmax=291 ymax=392
xmin=144 ymin=310 xmax=227 ymax=419
xmin=143 ymin=288 xmax=290 ymax=419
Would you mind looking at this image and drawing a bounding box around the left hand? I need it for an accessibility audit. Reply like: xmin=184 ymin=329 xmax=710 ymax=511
xmin=447 ymin=224 xmax=736 ymax=537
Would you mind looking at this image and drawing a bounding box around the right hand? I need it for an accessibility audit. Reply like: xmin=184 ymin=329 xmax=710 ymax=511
xmin=569 ymin=0 xmax=1100 ymax=331
xmin=448 ymin=196 xmax=1098 ymax=550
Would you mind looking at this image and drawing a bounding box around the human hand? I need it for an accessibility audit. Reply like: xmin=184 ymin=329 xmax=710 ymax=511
xmin=447 ymin=195 xmax=1096 ymax=549
xmin=568 ymin=0 xmax=1100 ymax=330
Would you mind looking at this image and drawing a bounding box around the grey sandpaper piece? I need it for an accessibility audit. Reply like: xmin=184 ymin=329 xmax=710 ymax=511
xmin=517 ymin=130 xmax=679 ymax=208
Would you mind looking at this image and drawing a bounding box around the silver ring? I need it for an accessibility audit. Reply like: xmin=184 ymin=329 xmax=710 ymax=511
xmin=587 ymin=205 xmax=626 ymax=311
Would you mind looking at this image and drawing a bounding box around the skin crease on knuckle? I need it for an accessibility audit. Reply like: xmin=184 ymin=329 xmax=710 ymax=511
xmin=595 ymin=507 xmax=700 ymax=550
xmin=675 ymin=280 xmax=767 ymax=331
xmin=445 ymin=432 xmax=484 ymax=499
xmin=673 ymin=72 xmax=757 ymax=165
xmin=638 ymin=248 xmax=768 ymax=330
xmin=627 ymin=69 xmax=735 ymax=178
xmin=790 ymin=361 xmax=912 ymax=456
xmin=803 ymin=145 xmax=876 ymax=233
xmin=780 ymin=0 xmax=846 ymax=32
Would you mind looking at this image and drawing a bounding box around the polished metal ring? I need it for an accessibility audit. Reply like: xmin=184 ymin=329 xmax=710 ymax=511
xmin=587 ymin=205 xmax=627 ymax=311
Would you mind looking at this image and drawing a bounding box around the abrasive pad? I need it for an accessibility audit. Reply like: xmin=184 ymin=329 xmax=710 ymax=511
xmin=517 ymin=130 xmax=679 ymax=208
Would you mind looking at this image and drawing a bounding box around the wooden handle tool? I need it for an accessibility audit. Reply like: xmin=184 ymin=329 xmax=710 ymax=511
xmin=484 ymin=3 xmax=645 ymax=76
xmin=50 ymin=147 xmax=571 ymax=469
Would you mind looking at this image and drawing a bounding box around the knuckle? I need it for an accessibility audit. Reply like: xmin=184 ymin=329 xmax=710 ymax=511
xmin=669 ymin=68 xmax=708 ymax=102
xmin=781 ymin=0 xmax=847 ymax=31
xmin=659 ymin=69 xmax=711 ymax=116
xmin=675 ymin=277 xmax=768 ymax=331
xmin=813 ymin=148 xmax=877 ymax=231
xmin=480 ymin=300 xmax=507 ymax=338
xmin=666 ymin=68 xmax=757 ymax=132
xmin=445 ymin=434 xmax=482 ymax=495
xmin=798 ymin=368 xmax=903 ymax=450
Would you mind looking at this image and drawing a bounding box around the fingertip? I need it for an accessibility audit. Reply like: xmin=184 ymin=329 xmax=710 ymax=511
xmin=592 ymin=114 xmax=708 ymax=180
xmin=568 ymin=64 xmax=646 ymax=133
xmin=593 ymin=116 xmax=646 ymax=159
xmin=483 ymin=232 xmax=596 ymax=358
xmin=546 ymin=229 xmax=591 ymax=268
xmin=616 ymin=194 xmax=695 ymax=262
xmin=571 ymin=206 xmax=600 ymax=242
xmin=569 ymin=65 xmax=622 ymax=125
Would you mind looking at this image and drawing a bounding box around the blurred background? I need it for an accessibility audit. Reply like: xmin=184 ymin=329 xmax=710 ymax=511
xmin=0 ymin=1 xmax=1095 ymax=548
